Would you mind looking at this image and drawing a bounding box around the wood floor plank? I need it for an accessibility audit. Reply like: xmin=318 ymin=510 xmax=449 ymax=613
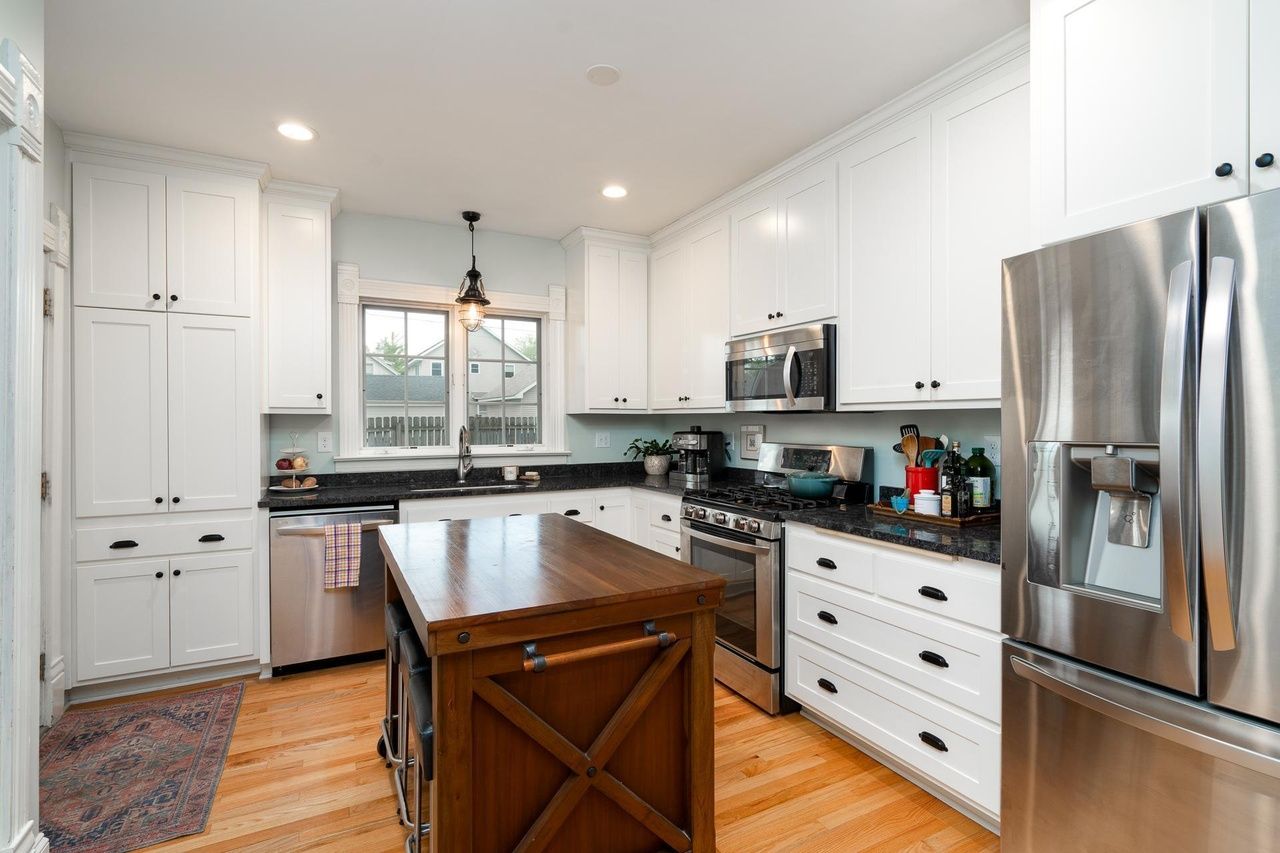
xmin=70 ymin=660 xmax=999 ymax=852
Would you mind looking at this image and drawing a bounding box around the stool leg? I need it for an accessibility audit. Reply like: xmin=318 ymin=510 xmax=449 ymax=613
xmin=383 ymin=642 xmax=403 ymax=769
xmin=412 ymin=735 xmax=430 ymax=850
xmin=394 ymin=663 xmax=413 ymax=827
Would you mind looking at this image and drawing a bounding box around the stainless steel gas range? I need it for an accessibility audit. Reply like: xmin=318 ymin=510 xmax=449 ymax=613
xmin=679 ymin=442 xmax=872 ymax=714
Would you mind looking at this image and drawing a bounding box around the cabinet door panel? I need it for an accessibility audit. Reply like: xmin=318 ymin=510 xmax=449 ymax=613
xmin=74 ymin=309 xmax=169 ymax=517
xmin=1037 ymin=0 xmax=1248 ymax=242
xmin=836 ymin=117 xmax=932 ymax=405
xmin=729 ymin=192 xmax=780 ymax=336
xmin=169 ymin=552 xmax=254 ymax=666
xmin=585 ymin=245 xmax=622 ymax=409
xmin=72 ymin=163 xmax=166 ymax=311
xmin=778 ymin=162 xmax=838 ymax=326
xmin=166 ymin=176 xmax=256 ymax=316
xmin=1250 ymin=0 xmax=1280 ymax=193
xmin=265 ymin=201 xmax=330 ymax=410
xmin=594 ymin=491 xmax=632 ymax=540
xmin=168 ymin=315 xmax=254 ymax=511
xmin=75 ymin=560 xmax=170 ymax=680
xmin=648 ymin=242 xmax=688 ymax=410
xmin=930 ymin=66 xmax=1032 ymax=402
xmin=618 ymin=249 xmax=648 ymax=408
xmin=685 ymin=218 xmax=731 ymax=409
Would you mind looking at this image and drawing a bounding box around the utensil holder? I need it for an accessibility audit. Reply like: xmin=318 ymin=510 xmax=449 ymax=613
xmin=905 ymin=466 xmax=939 ymax=502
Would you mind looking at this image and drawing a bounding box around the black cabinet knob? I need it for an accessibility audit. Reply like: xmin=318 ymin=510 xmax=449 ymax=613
xmin=918 ymin=731 xmax=949 ymax=752
xmin=817 ymin=677 xmax=838 ymax=694
xmin=613 ymin=397 xmax=620 ymax=403
xmin=675 ymin=546 xmax=680 ymax=553
xmin=151 ymin=293 xmax=161 ymax=301
xmin=914 ymin=381 xmax=925 ymax=390
xmin=817 ymin=610 xmax=839 ymax=626
xmin=155 ymin=496 xmax=164 ymax=504
xmin=155 ymin=571 xmax=164 ymax=579
xmin=1257 ymin=153 xmax=1275 ymax=168
xmin=767 ymin=313 xmax=775 ymax=320
xmin=316 ymin=393 xmax=323 ymax=400
xmin=599 ymin=505 xmax=605 ymax=511
xmin=930 ymin=380 xmax=941 ymax=389
xmin=622 ymin=397 xmax=628 ymax=403
xmin=169 ymin=294 xmax=179 ymax=302
xmin=776 ymin=311 xmax=783 ymax=318
xmin=171 ymin=496 xmax=181 ymax=504
xmin=919 ymin=650 xmax=950 ymax=669
xmin=1215 ymin=162 xmax=1234 ymax=177
xmin=172 ymin=569 xmax=181 ymax=577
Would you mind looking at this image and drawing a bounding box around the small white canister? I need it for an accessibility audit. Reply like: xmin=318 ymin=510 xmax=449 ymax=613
xmin=914 ymin=489 xmax=941 ymax=516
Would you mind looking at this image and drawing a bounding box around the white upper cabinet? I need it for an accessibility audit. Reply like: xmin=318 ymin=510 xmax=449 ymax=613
xmin=74 ymin=309 xmax=169 ymax=518
xmin=1250 ymin=0 xmax=1280 ymax=194
xmin=837 ymin=116 xmax=933 ymax=406
xmin=729 ymin=162 xmax=838 ymax=337
xmin=72 ymin=163 xmax=166 ymax=311
xmin=165 ymin=176 xmax=256 ymax=316
xmin=929 ymin=63 xmax=1033 ymax=402
xmin=564 ymin=230 xmax=649 ymax=412
xmin=1035 ymin=0 xmax=1249 ymax=243
xmin=263 ymin=192 xmax=334 ymax=412
xmin=650 ymin=216 xmax=731 ymax=411
xmin=71 ymin=161 xmax=257 ymax=315
xmin=167 ymin=314 xmax=254 ymax=512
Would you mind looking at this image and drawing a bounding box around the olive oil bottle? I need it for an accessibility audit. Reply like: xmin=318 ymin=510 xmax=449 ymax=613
xmin=965 ymin=447 xmax=996 ymax=509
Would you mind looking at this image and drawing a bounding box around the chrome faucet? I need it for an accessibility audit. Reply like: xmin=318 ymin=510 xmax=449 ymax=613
xmin=456 ymin=425 xmax=473 ymax=484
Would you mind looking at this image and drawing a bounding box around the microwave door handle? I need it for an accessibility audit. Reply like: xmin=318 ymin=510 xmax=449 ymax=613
xmin=783 ymin=345 xmax=798 ymax=408
xmin=1158 ymin=259 xmax=1197 ymax=642
xmin=1198 ymin=255 xmax=1238 ymax=652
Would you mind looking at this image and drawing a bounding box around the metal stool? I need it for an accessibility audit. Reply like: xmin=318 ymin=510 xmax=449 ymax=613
xmin=379 ymin=602 xmax=413 ymax=768
xmin=404 ymin=669 xmax=434 ymax=852
xmin=396 ymin=630 xmax=431 ymax=827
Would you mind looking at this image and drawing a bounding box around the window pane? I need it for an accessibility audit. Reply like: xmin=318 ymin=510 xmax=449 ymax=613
xmin=407 ymin=311 xmax=446 ymax=357
xmin=364 ymin=355 xmax=406 ymax=447
xmin=504 ymin=372 xmax=540 ymax=443
xmin=465 ymin=316 xmax=540 ymax=446
xmin=467 ymin=317 xmax=499 ymax=359
xmin=363 ymin=305 xmax=448 ymax=449
xmin=504 ymin=318 xmax=539 ymax=362
xmin=364 ymin=308 xmax=404 ymax=355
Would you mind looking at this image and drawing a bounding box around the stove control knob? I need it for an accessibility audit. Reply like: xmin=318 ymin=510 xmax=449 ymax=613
xmin=733 ymin=517 xmax=748 ymax=531
xmin=683 ymin=505 xmax=697 ymax=518
xmin=695 ymin=507 xmax=708 ymax=520
xmin=712 ymin=512 xmax=728 ymax=525
xmin=748 ymin=520 xmax=762 ymax=534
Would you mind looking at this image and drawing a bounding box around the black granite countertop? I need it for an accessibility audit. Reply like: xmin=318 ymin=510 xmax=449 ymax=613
xmin=780 ymin=504 xmax=1001 ymax=565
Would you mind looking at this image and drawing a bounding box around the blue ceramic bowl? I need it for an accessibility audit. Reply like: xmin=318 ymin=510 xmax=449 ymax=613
xmin=787 ymin=472 xmax=838 ymax=499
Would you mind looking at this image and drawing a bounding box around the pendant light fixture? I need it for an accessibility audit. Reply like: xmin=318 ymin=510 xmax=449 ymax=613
xmin=456 ymin=210 xmax=491 ymax=331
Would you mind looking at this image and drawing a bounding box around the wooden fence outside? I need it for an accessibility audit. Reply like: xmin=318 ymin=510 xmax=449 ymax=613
xmin=365 ymin=415 xmax=539 ymax=447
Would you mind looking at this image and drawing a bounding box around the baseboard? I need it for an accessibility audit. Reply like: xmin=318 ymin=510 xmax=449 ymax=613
xmin=66 ymin=660 xmax=260 ymax=706
xmin=2 ymin=821 xmax=48 ymax=853
xmin=799 ymin=707 xmax=1001 ymax=835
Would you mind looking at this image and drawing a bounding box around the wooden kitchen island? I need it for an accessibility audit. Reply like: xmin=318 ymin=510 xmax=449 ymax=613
xmin=379 ymin=512 xmax=726 ymax=853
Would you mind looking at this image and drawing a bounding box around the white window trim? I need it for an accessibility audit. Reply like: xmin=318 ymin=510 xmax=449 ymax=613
xmin=334 ymin=262 xmax=567 ymax=466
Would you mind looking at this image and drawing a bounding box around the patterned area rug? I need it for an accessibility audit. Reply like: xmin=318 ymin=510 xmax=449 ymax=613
xmin=39 ymin=682 xmax=244 ymax=853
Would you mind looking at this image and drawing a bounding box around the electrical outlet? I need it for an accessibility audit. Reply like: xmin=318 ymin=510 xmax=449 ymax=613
xmin=595 ymin=432 xmax=611 ymax=449
xmin=317 ymin=431 xmax=333 ymax=453
xmin=984 ymin=434 xmax=1002 ymax=466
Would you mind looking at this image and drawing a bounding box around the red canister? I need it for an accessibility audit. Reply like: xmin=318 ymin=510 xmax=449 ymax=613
xmin=905 ymin=466 xmax=940 ymax=504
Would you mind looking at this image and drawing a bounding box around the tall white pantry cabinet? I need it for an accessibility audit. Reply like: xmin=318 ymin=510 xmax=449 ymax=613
xmin=67 ymin=137 xmax=266 ymax=689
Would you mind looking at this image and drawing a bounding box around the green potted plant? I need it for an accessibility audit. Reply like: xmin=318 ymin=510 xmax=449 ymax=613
xmin=626 ymin=438 xmax=674 ymax=476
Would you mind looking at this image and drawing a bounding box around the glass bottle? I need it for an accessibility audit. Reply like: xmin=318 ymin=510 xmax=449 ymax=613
xmin=965 ymin=447 xmax=995 ymax=509
xmin=941 ymin=441 xmax=965 ymax=518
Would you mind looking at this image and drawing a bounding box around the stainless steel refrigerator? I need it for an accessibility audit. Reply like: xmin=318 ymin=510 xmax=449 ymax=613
xmin=1001 ymin=190 xmax=1280 ymax=851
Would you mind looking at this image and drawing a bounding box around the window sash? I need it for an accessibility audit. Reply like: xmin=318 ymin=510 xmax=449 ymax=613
xmin=465 ymin=315 xmax=542 ymax=446
xmin=361 ymin=304 xmax=449 ymax=449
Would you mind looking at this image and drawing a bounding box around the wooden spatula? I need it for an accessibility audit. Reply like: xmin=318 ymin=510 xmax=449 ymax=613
xmin=902 ymin=434 xmax=919 ymax=469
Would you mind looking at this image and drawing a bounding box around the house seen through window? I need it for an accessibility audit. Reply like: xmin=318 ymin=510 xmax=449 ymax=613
xmin=466 ymin=317 xmax=541 ymax=445
xmin=362 ymin=305 xmax=450 ymax=447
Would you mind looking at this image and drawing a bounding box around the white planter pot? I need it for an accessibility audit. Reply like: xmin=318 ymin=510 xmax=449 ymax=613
xmin=643 ymin=455 xmax=671 ymax=476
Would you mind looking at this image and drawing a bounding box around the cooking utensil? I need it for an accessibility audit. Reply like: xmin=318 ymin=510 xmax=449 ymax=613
xmin=900 ymin=424 xmax=920 ymax=440
xmin=787 ymin=472 xmax=839 ymax=498
xmin=893 ymin=442 xmax=904 ymax=455
xmin=901 ymin=434 xmax=919 ymax=468
xmin=920 ymin=449 xmax=947 ymax=469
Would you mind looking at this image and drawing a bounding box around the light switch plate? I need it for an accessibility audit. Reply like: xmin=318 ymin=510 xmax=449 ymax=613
xmin=317 ymin=431 xmax=333 ymax=453
xmin=984 ymin=434 xmax=1001 ymax=466
xmin=595 ymin=432 xmax=610 ymax=448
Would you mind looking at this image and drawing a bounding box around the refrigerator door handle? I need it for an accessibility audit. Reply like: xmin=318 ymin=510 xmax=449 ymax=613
xmin=1158 ymin=259 xmax=1197 ymax=642
xmin=1198 ymin=255 xmax=1238 ymax=652
xmin=1010 ymin=655 xmax=1280 ymax=779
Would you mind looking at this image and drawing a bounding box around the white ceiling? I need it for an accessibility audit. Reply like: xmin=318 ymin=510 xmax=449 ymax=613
xmin=46 ymin=0 xmax=1028 ymax=240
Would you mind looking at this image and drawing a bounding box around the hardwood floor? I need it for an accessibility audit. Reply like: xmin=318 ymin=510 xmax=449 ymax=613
xmin=77 ymin=660 xmax=998 ymax=852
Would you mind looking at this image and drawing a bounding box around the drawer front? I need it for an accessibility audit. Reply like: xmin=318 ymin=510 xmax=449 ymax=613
xmin=786 ymin=635 xmax=999 ymax=815
xmin=787 ymin=573 xmax=1001 ymax=722
xmin=547 ymin=494 xmax=595 ymax=524
xmin=786 ymin=524 xmax=874 ymax=592
xmin=650 ymin=527 xmax=682 ymax=560
xmin=873 ymin=549 xmax=999 ymax=631
xmin=77 ymin=517 xmax=253 ymax=562
xmin=648 ymin=494 xmax=682 ymax=533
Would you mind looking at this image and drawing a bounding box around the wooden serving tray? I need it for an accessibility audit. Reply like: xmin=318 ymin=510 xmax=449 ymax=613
xmin=868 ymin=500 xmax=1000 ymax=528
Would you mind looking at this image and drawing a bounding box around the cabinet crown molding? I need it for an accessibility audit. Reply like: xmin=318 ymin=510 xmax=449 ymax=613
xmin=65 ymin=132 xmax=272 ymax=186
xmin=263 ymin=179 xmax=341 ymax=215
xmin=559 ymin=226 xmax=651 ymax=252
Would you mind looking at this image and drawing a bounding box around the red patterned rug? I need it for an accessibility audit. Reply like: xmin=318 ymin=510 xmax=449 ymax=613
xmin=39 ymin=682 xmax=244 ymax=852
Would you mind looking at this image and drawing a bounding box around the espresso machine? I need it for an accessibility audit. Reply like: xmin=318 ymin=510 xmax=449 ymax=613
xmin=669 ymin=426 xmax=724 ymax=489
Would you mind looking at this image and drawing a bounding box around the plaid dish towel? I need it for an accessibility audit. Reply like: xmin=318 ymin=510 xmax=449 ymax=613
xmin=324 ymin=522 xmax=362 ymax=589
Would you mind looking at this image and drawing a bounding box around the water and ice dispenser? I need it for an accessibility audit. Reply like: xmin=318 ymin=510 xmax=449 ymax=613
xmin=1026 ymin=441 xmax=1164 ymax=608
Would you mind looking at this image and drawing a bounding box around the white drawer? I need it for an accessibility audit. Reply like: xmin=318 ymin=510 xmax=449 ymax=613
xmin=650 ymin=527 xmax=682 ymax=560
xmin=786 ymin=524 xmax=874 ymax=593
xmin=786 ymin=635 xmax=999 ymax=816
xmin=77 ymin=517 xmax=253 ymax=562
xmin=873 ymin=549 xmax=1000 ymax=632
xmin=647 ymin=493 xmax=682 ymax=533
xmin=787 ymin=573 xmax=1002 ymax=722
xmin=547 ymin=494 xmax=595 ymax=524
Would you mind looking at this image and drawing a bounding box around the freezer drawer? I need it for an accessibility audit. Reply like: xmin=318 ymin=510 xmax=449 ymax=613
xmin=1003 ymin=642 xmax=1280 ymax=853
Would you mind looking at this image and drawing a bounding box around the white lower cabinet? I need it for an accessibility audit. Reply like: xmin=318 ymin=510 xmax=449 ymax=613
xmin=784 ymin=523 xmax=1002 ymax=822
xmin=76 ymin=559 xmax=171 ymax=681
xmin=594 ymin=491 xmax=631 ymax=539
xmin=169 ymin=552 xmax=255 ymax=666
xmin=650 ymin=528 xmax=682 ymax=561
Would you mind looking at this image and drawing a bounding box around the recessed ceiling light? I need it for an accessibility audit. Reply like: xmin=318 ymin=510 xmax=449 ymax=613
xmin=602 ymin=185 xmax=628 ymax=199
xmin=277 ymin=121 xmax=316 ymax=142
xmin=585 ymin=64 xmax=621 ymax=86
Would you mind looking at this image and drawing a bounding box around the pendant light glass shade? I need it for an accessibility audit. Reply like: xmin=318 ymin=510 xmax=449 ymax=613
xmin=456 ymin=211 xmax=490 ymax=331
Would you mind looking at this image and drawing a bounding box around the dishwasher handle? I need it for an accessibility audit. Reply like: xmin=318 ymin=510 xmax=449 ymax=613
xmin=275 ymin=518 xmax=396 ymax=537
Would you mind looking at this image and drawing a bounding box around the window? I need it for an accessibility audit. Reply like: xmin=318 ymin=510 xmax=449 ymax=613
xmin=362 ymin=305 xmax=449 ymax=448
xmin=465 ymin=316 xmax=541 ymax=445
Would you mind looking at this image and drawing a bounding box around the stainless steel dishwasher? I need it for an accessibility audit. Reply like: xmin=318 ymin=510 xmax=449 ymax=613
xmin=269 ymin=505 xmax=398 ymax=670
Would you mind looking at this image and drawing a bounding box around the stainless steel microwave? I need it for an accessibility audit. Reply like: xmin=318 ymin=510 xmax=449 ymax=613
xmin=724 ymin=323 xmax=835 ymax=412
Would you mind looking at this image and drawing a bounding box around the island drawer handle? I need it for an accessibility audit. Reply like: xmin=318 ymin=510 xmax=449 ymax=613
xmin=109 ymin=539 xmax=139 ymax=549
xmin=522 ymin=631 xmax=678 ymax=673
xmin=816 ymin=557 xmax=837 ymax=569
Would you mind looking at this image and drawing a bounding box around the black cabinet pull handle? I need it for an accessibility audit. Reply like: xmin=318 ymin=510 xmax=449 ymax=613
xmin=151 ymin=293 xmax=161 ymax=301
xmin=172 ymin=569 xmax=181 ymax=577
xmin=817 ymin=677 xmax=838 ymax=694
xmin=508 ymin=513 xmax=522 ymax=516
xmin=918 ymin=585 xmax=948 ymax=602
xmin=564 ymin=509 xmax=581 ymax=517
xmin=919 ymin=650 xmax=950 ymax=668
xmin=155 ymin=496 xmax=164 ymax=504
xmin=109 ymin=539 xmax=139 ymax=549
xmin=930 ymin=380 xmax=941 ymax=389
xmin=817 ymin=610 xmax=838 ymax=626
xmin=171 ymin=496 xmax=181 ymax=504
xmin=919 ymin=731 xmax=949 ymax=752
xmin=155 ymin=571 xmax=164 ymax=579
xmin=816 ymin=557 xmax=837 ymax=570
xmin=169 ymin=294 xmax=179 ymax=302
xmin=661 ymin=514 xmax=672 ymax=522
xmin=1257 ymin=152 xmax=1275 ymax=168
xmin=198 ymin=533 xmax=225 ymax=543
xmin=914 ymin=381 xmax=925 ymax=390
xmin=1215 ymin=162 xmax=1234 ymax=177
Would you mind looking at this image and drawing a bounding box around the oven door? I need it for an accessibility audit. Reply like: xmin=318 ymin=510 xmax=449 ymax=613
xmin=725 ymin=324 xmax=833 ymax=412
xmin=681 ymin=520 xmax=780 ymax=668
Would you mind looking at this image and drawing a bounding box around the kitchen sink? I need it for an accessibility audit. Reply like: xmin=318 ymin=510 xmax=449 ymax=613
xmin=409 ymin=483 xmax=534 ymax=494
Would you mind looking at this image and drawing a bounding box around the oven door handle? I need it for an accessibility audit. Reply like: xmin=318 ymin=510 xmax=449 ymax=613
xmin=681 ymin=521 xmax=774 ymax=555
xmin=782 ymin=345 xmax=798 ymax=409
